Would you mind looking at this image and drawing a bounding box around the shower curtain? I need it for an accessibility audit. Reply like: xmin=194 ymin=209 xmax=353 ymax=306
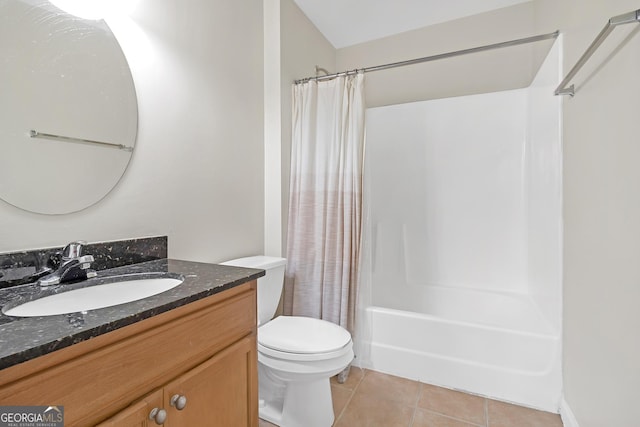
xmin=283 ymin=73 xmax=365 ymax=335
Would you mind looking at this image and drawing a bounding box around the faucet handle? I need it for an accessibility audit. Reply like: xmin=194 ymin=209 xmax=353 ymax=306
xmin=62 ymin=241 xmax=87 ymax=259
xmin=77 ymin=255 xmax=94 ymax=265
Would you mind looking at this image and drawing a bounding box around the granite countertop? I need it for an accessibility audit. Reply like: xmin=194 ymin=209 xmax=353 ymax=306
xmin=0 ymin=258 xmax=264 ymax=370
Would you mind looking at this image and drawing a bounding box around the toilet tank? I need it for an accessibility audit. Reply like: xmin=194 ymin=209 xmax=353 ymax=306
xmin=220 ymin=256 xmax=287 ymax=326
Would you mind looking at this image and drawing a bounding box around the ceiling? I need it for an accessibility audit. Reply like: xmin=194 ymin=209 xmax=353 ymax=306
xmin=293 ymin=0 xmax=532 ymax=48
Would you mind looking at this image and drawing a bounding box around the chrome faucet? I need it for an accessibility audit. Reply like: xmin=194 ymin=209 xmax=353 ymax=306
xmin=38 ymin=241 xmax=97 ymax=287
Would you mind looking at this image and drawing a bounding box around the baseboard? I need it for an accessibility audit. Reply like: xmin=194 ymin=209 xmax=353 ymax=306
xmin=560 ymin=396 xmax=580 ymax=427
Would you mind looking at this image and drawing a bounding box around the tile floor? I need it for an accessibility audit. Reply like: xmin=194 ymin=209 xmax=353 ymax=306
xmin=259 ymin=368 xmax=564 ymax=427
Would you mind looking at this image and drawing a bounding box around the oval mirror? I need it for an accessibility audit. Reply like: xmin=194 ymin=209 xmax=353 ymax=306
xmin=0 ymin=0 xmax=137 ymax=214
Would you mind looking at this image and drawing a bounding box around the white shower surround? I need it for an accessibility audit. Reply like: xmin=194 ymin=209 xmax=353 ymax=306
xmin=358 ymin=39 xmax=562 ymax=411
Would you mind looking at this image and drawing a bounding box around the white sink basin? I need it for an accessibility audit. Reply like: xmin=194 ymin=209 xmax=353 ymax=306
xmin=2 ymin=276 xmax=183 ymax=317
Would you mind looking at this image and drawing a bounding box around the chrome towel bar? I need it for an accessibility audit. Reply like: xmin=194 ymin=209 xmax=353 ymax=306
xmin=29 ymin=130 xmax=133 ymax=151
xmin=555 ymin=9 xmax=640 ymax=96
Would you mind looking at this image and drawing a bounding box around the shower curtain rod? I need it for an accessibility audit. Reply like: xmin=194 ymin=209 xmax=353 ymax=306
xmin=294 ymin=30 xmax=559 ymax=85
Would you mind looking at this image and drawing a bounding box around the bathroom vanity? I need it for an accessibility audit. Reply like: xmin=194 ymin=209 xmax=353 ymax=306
xmin=0 ymin=238 xmax=263 ymax=426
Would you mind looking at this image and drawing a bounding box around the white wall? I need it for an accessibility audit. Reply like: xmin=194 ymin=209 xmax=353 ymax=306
xmin=0 ymin=0 xmax=264 ymax=263
xmin=533 ymin=1 xmax=640 ymax=426
xmin=264 ymin=0 xmax=282 ymax=256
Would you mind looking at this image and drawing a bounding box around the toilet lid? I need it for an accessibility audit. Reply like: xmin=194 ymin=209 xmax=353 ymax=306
xmin=258 ymin=316 xmax=351 ymax=354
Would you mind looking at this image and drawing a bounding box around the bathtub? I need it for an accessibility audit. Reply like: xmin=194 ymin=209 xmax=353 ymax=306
xmin=359 ymin=286 xmax=561 ymax=412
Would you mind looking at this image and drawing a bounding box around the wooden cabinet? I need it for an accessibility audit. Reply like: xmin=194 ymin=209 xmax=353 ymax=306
xmin=99 ymin=336 xmax=256 ymax=427
xmin=164 ymin=335 xmax=255 ymax=426
xmin=96 ymin=390 xmax=164 ymax=427
xmin=0 ymin=282 xmax=258 ymax=427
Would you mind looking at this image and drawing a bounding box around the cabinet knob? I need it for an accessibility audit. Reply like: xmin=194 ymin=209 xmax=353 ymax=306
xmin=149 ymin=408 xmax=167 ymax=425
xmin=170 ymin=394 xmax=187 ymax=410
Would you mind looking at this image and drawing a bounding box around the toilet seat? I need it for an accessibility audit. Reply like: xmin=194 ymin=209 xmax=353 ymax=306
xmin=258 ymin=316 xmax=352 ymax=361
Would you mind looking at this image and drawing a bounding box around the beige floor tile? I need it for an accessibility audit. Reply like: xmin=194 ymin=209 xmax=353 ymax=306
xmin=259 ymin=371 xmax=562 ymax=427
xmin=331 ymin=366 xmax=366 ymax=391
xmin=332 ymin=384 xmax=353 ymax=420
xmin=412 ymin=408 xmax=485 ymax=427
xmin=335 ymin=392 xmax=414 ymax=427
xmin=487 ymin=400 xmax=563 ymax=427
xmin=418 ymin=384 xmax=486 ymax=426
xmin=258 ymin=418 xmax=277 ymax=427
xmin=355 ymin=369 xmax=421 ymax=406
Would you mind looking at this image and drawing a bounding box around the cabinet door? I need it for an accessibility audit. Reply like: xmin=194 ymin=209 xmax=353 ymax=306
xmin=164 ymin=336 xmax=257 ymax=427
xmin=96 ymin=389 xmax=164 ymax=427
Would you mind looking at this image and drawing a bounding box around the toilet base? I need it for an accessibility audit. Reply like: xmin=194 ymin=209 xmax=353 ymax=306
xmin=255 ymin=318 xmax=354 ymax=427
xmin=259 ymin=377 xmax=335 ymax=427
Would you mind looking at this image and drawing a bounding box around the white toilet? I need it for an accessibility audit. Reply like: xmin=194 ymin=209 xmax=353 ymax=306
xmin=221 ymin=256 xmax=354 ymax=427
